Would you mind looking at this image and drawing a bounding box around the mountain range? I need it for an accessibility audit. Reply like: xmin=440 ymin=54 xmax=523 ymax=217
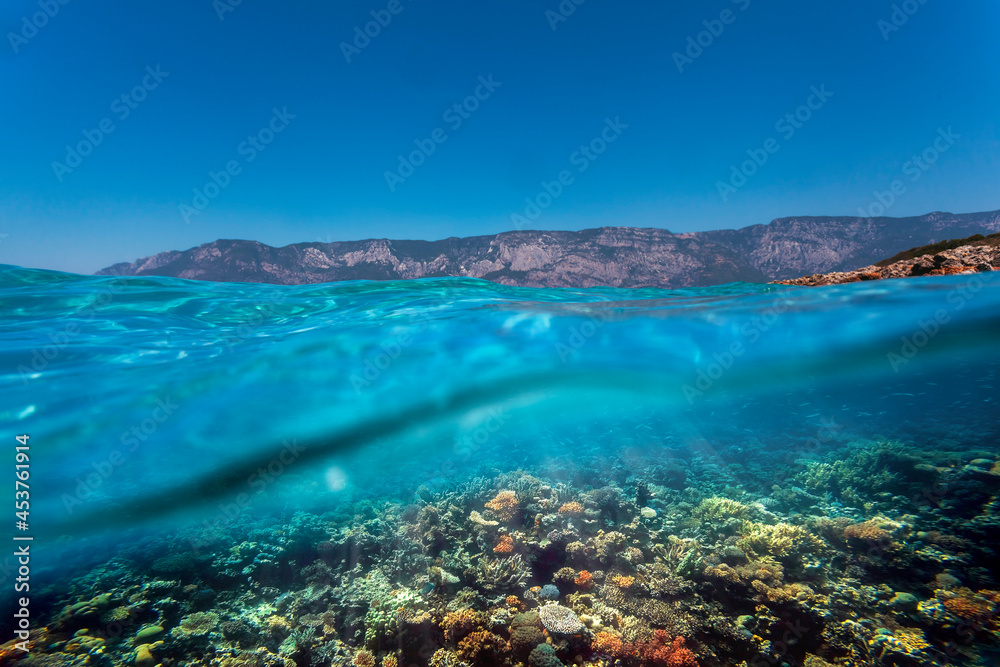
xmin=96 ymin=209 xmax=1000 ymax=288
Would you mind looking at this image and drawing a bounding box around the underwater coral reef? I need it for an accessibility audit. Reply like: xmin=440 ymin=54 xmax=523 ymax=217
xmin=5 ymin=439 xmax=1000 ymax=667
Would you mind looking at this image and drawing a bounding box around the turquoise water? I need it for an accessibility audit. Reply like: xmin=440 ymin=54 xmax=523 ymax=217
xmin=2 ymin=265 xmax=999 ymax=666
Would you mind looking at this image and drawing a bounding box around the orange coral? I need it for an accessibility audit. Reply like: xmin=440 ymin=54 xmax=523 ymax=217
xmin=575 ymin=570 xmax=594 ymax=590
xmin=441 ymin=609 xmax=486 ymax=642
xmin=941 ymin=588 xmax=995 ymax=620
xmin=505 ymin=595 xmax=525 ymax=610
xmin=596 ymin=630 xmax=699 ymax=667
xmin=634 ymin=632 xmax=699 ymax=667
xmin=611 ymin=575 xmax=635 ymax=589
xmin=382 ymin=656 xmax=398 ymax=667
xmin=485 ymin=491 xmax=520 ymax=522
xmin=457 ymin=630 xmax=508 ymax=662
xmin=592 ymin=631 xmax=624 ymax=655
xmin=558 ymin=501 xmax=584 ymax=516
xmin=843 ymin=520 xmax=890 ymax=542
xmin=494 ymin=535 xmax=515 ymax=554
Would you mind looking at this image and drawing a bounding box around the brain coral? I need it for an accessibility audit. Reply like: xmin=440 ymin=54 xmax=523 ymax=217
xmin=538 ymin=604 xmax=584 ymax=634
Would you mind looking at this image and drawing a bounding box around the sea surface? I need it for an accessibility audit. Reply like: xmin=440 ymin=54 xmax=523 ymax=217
xmin=1 ymin=265 xmax=999 ymax=667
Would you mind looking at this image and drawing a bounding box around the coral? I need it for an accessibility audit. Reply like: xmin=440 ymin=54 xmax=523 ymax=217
xmin=538 ymin=604 xmax=584 ymax=634
xmin=575 ymin=570 xmax=594 ymax=590
xmin=529 ymin=643 xmax=564 ymax=667
xmin=133 ymin=643 xmax=158 ymax=667
xmin=539 ymin=584 xmax=560 ymax=601
xmin=939 ymin=588 xmax=996 ymax=620
xmin=100 ymin=605 xmax=132 ymax=623
xmin=509 ymin=612 xmax=545 ymax=656
xmin=383 ymin=656 xmax=398 ymax=667
xmin=441 ymin=608 xmax=485 ymax=642
xmin=485 ymin=491 xmax=520 ymax=522
xmin=171 ymin=611 xmax=220 ymax=637
xmin=595 ymin=531 xmax=628 ymax=562
xmin=736 ymin=522 xmax=824 ymax=561
xmin=558 ymin=501 xmax=584 ymax=516
xmin=475 ymin=554 xmax=530 ymax=592
xmin=592 ymin=629 xmax=699 ymax=667
xmin=553 ymin=567 xmax=577 ymax=584
xmin=354 ymin=650 xmax=377 ymax=667
xmin=631 ymin=631 xmax=699 ymax=667
xmin=493 ymin=535 xmax=515 ymax=554
xmin=652 ymin=536 xmax=702 ymax=578
xmin=843 ymin=519 xmax=894 ymax=544
xmin=469 ymin=510 xmax=498 ymax=527
xmin=611 ymin=575 xmax=636 ymax=589
xmin=693 ymin=497 xmax=751 ymax=521
xmin=457 ymin=630 xmax=508 ymax=662
xmin=430 ymin=649 xmax=470 ymax=667
xmin=592 ymin=631 xmax=624 ymax=655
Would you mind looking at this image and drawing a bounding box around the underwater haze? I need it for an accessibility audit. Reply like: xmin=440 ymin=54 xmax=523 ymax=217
xmin=1 ymin=266 xmax=999 ymax=667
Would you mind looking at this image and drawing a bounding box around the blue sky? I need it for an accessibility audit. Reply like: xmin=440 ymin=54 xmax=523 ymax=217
xmin=2 ymin=0 xmax=999 ymax=274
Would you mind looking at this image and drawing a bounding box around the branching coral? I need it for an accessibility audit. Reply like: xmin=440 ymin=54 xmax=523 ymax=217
xmin=652 ymin=536 xmax=702 ymax=578
xmin=457 ymin=630 xmax=508 ymax=662
xmin=736 ymin=522 xmax=825 ymax=561
xmin=475 ymin=554 xmax=529 ymax=592
xmin=441 ymin=608 xmax=486 ymax=642
xmin=693 ymin=497 xmax=751 ymax=521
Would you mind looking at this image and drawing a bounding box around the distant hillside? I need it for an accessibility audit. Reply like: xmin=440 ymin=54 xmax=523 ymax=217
xmin=97 ymin=209 xmax=1000 ymax=288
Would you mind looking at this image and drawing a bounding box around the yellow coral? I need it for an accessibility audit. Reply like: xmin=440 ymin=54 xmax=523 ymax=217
xmin=737 ymin=522 xmax=824 ymax=560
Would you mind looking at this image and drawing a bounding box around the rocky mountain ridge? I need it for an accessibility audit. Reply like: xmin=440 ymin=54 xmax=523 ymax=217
xmin=97 ymin=209 xmax=1000 ymax=288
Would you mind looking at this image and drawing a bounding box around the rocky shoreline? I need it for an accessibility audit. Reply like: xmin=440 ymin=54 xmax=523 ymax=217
xmin=774 ymin=243 xmax=1000 ymax=287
